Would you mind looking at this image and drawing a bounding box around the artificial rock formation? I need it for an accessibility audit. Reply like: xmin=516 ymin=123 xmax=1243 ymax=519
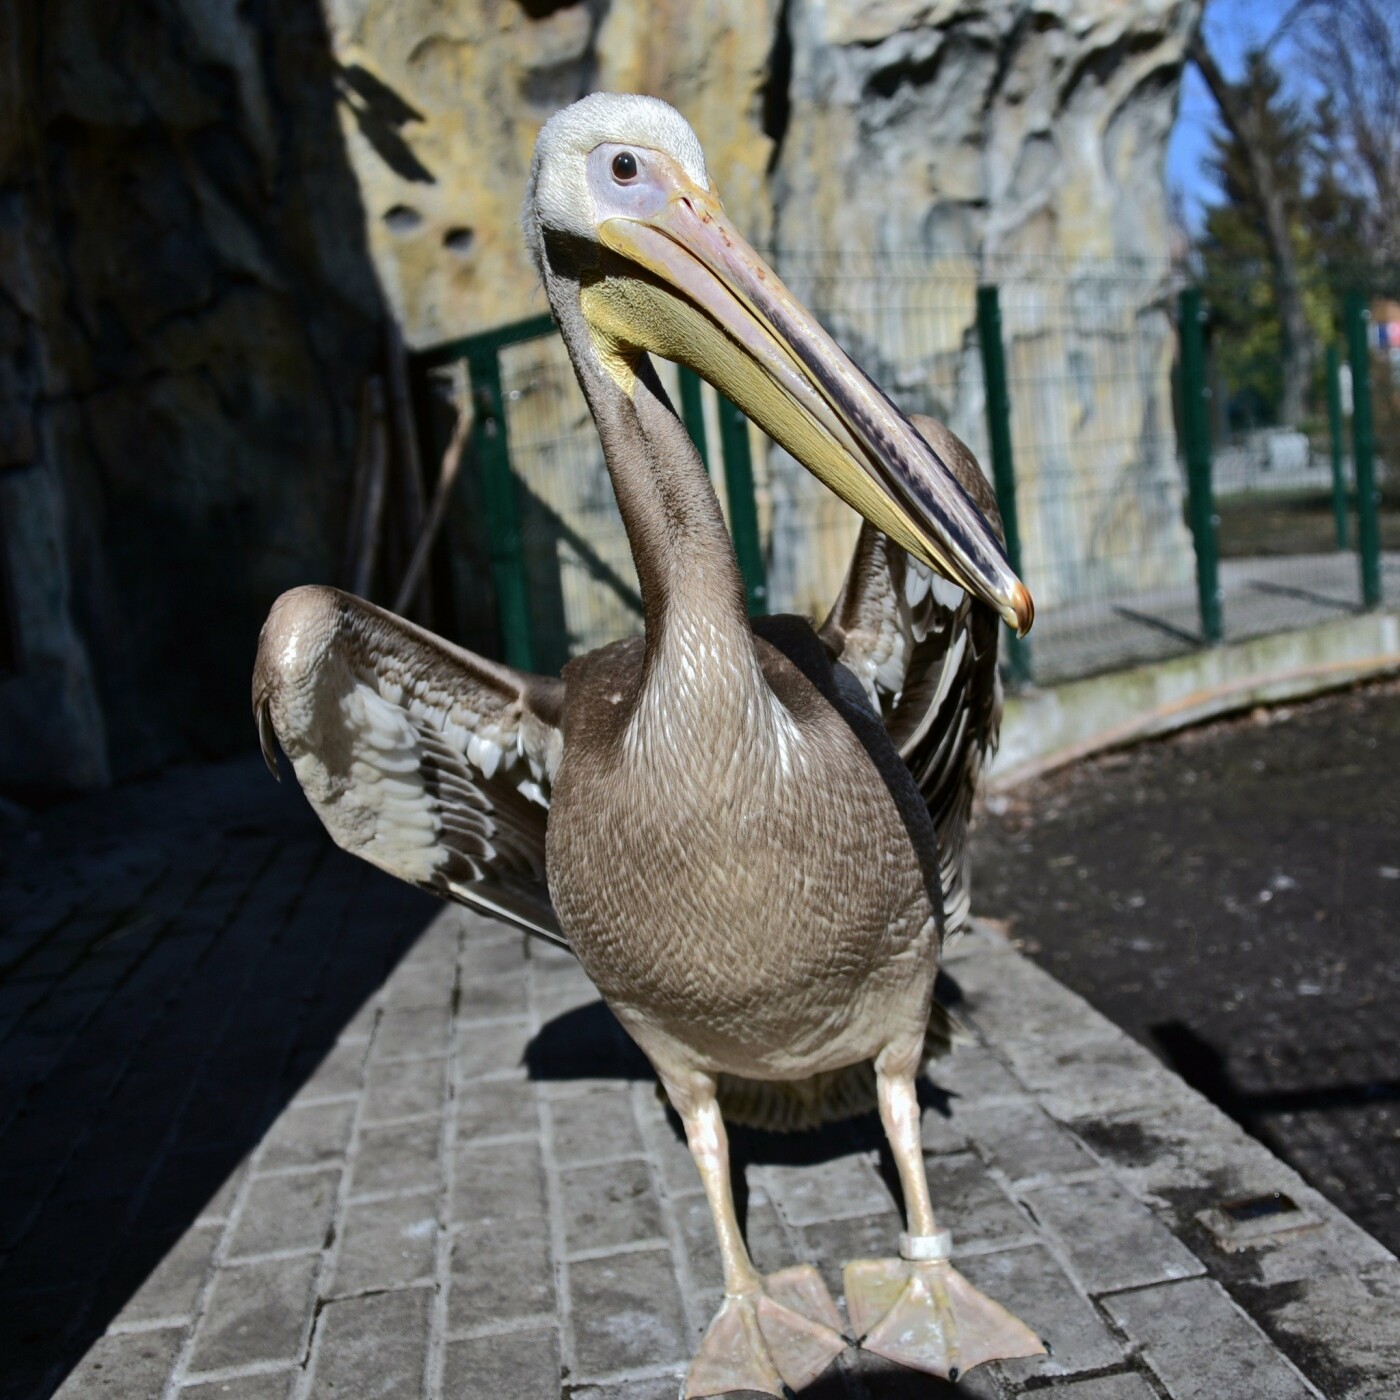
xmin=766 ymin=0 xmax=1202 ymax=614
xmin=322 ymin=0 xmax=783 ymax=342
xmin=329 ymin=0 xmax=1200 ymax=631
xmin=0 ymin=0 xmax=1200 ymax=792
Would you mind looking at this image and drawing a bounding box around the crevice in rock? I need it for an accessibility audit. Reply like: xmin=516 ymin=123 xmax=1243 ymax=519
xmin=522 ymin=57 xmax=592 ymax=111
xmin=1058 ymin=28 xmax=1164 ymax=116
xmin=864 ymin=39 xmax=945 ymax=103
xmin=442 ymin=226 xmax=475 ymax=256
xmin=518 ymin=0 xmax=609 ymax=113
xmin=761 ymin=0 xmax=793 ymax=172
xmin=980 ymin=5 xmax=1035 ymax=119
xmin=383 ymin=204 xmax=423 ymax=233
xmin=514 ymin=0 xmax=584 ymax=19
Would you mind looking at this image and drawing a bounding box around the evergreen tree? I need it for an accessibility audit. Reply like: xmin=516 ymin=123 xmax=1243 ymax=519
xmin=1195 ymin=49 xmax=1329 ymax=429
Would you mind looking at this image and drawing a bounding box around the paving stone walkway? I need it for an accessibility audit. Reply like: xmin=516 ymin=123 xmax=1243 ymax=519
xmin=2 ymin=758 xmax=1397 ymax=1400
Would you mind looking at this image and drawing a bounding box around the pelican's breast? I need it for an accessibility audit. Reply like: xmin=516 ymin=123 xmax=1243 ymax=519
xmin=545 ymin=632 xmax=938 ymax=1074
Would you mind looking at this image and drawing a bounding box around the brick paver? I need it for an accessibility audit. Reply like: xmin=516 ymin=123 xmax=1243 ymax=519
xmin=2 ymin=756 xmax=1397 ymax=1398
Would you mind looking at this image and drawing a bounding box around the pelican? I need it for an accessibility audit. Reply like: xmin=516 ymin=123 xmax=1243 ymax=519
xmin=254 ymin=94 xmax=1042 ymax=1395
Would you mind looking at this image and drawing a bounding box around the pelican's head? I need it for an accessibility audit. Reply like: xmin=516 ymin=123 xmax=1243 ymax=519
xmin=525 ymin=93 xmax=1033 ymax=635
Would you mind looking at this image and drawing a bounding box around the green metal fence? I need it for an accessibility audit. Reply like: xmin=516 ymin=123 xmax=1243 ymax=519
xmin=410 ymin=255 xmax=1393 ymax=686
xmin=1194 ymin=261 xmax=1397 ymax=659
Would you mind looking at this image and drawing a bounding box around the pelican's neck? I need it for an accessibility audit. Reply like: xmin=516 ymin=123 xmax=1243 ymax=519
xmin=550 ymin=277 xmax=763 ymax=702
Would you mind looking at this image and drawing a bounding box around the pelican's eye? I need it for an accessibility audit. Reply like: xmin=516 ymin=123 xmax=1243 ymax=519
xmin=611 ymin=151 xmax=638 ymax=183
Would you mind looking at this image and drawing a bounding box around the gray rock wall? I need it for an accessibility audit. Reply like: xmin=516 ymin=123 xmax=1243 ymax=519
xmin=0 ymin=0 xmax=385 ymax=792
xmin=766 ymin=0 xmax=1201 ymax=615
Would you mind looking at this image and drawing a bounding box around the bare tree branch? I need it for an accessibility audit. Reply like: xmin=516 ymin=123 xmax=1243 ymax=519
xmin=1287 ymin=0 xmax=1400 ymax=262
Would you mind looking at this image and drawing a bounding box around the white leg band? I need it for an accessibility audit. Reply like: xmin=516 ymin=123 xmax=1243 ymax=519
xmin=899 ymin=1229 xmax=953 ymax=1261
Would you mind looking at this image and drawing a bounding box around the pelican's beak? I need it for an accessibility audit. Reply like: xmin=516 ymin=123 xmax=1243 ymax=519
xmin=585 ymin=171 xmax=1033 ymax=635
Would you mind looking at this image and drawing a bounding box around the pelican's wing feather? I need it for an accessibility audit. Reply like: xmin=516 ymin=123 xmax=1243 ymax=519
xmin=819 ymin=416 xmax=1005 ymax=939
xmin=253 ymin=586 xmax=565 ymax=944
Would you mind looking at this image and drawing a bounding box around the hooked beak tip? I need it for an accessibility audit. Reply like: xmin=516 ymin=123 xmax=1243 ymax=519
xmin=1010 ymin=582 xmax=1035 ymax=637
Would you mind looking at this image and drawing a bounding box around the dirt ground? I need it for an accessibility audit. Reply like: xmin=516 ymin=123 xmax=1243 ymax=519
xmin=971 ymin=676 xmax=1400 ymax=1255
xmin=1215 ymin=489 xmax=1400 ymax=558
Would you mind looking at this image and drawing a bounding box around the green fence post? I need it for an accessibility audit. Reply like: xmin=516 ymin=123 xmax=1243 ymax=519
xmin=975 ymin=284 xmax=1032 ymax=685
xmin=1345 ymin=290 xmax=1382 ymax=608
xmin=1178 ymin=287 xmax=1223 ymax=644
xmin=1325 ymin=344 xmax=1349 ymax=551
xmin=677 ymin=367 xmax=711 ymax=475
xmin=466 ymin=347 xmax=535 ymax=672
xmin=717 ymin=397 xmax=768 ymax=615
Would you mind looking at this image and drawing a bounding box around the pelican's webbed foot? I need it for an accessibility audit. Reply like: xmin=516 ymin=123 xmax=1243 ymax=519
xmin=684 ymin=1264 xmax=847 ymax=1399
xmin=845 ymin=1235 xmax=1044 ymax=1381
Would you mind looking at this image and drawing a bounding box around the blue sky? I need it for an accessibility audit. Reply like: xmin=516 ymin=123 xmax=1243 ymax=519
xmin=1166 ymin=0 xmax=1306 ymax=234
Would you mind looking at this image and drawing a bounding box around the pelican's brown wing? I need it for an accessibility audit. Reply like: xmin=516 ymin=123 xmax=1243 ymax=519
xmin=253 ymin=586 xmax=565 ymax=944
xmin=819 ymin=416 xmax=1004 ymax=940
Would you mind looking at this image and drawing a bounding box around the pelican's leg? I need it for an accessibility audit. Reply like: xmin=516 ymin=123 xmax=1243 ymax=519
xmin=844 ymin=1060 xmax=1046 ymax=1381
xmin=666 ymin=1073 xmax=847 ymax=1399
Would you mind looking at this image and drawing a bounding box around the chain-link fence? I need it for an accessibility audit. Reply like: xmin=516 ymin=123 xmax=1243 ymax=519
xmin=411 ymin=255 xmax=1393 ymax=687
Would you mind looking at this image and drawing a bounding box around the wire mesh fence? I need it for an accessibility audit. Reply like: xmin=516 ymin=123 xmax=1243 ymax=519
xmin=412 ymin=254 xmax=1393 ymax=687
xmin=1194 ymin=261 xmax=1395 ymax=652
xmin=757 ymin=254 xmax=983 ymax=638
xmin=978 ymin=259 xmax=1193 ymax=683
xmin=498 ymin=336 xmax=637 ymax=675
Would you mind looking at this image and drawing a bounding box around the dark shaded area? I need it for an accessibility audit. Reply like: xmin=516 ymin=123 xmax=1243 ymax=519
xmin=409 ymin=370 xmax=507 ymax=664
xmin=801 ymin=1369 xmax=970 ymax=1399
xmin=973 ymin=677 xmax=1400 ymax=1253
xmin=1219 ymin=1189 xmax=1298 ymax=1223
xmin=0 ymin=534 xmax=16 ymax=678
xmin=335 ymin=63 xmax=435 ymax=184
xmin=527 ymin=972 xmax=965 ymax=1239
xmin=515 ymin=0 xmax=588 ymax=19
xmin=1154 ymin=1018 xmax=1400 ymax=1121
xmin=761 ymin=0 xmax=794 ymax=169
xmin=0 ymin=758 xmax=437 ymax=1400
xmin=526 ymin=998 xmax=652 ymax=1083
xmin=699 ymin=1370 xmax=975 ymax=1400
xmin=1111 ymin=605 xmax=1203 ymax=646
xmin=0 ymin=1 xmax=387 ymax=788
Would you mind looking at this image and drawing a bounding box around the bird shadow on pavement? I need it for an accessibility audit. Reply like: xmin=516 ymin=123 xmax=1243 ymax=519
xmin=705 ymin=1358 xmax=977 ymax=1398
xmin=806 ymin=1369 xmax=979 ymax=1399
xmin=527 ymin=982 xmax=995 ymax=1400
xmin=526 ymin=976 xmax=965 ymax=1240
